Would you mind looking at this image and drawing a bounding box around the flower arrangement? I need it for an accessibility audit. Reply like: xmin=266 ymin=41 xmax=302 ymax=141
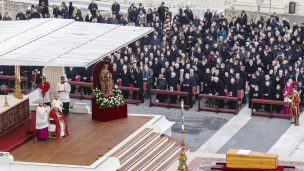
xmin=92 ymin=85 xmax=125 ymax=109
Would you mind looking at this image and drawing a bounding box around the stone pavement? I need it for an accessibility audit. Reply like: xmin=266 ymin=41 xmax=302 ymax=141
xmin=268 ymin=114 xmax=304 ymax=159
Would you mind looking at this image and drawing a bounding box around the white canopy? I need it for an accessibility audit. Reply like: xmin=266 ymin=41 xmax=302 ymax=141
xmin=0 ymin=18 xmax=154 ymax=67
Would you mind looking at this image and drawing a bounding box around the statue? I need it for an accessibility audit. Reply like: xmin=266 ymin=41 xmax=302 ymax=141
xmin=99 ymin=64 xmax=114 ymax=97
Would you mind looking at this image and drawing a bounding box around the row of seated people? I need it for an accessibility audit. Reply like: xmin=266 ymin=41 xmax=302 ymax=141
xmin=36 ymin=95 xmax=69 ymax=141
xmin=67 ymin=75 xmax=245 ymax=110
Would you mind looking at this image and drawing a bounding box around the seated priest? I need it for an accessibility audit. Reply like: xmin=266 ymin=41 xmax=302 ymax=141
xmin=51 ymin=94 xmax=63 ymax=112
xmin=38 ymin=76 xmax=51 ymax=106
xmin=36 ymin=101 xmax=49 ymax=141
xmin=49 ymin=107 xmax=69 ymax=139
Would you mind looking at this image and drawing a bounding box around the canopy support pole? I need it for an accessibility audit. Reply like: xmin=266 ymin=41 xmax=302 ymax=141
xmin=42 ymin=66 xmax=65 ymax=101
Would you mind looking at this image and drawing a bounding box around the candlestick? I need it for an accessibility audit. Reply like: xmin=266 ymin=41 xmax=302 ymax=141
xmin=4 ymin=84 xmax=9 ymax=107
xmin=13 ymin=65 xmax=23 ymax=99
xmin=177 ymin=99 xmax=188 ymax=171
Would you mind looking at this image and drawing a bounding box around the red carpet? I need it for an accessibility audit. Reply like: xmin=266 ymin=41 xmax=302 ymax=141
xmin=0 ymin=112 xmax=36 ymax=152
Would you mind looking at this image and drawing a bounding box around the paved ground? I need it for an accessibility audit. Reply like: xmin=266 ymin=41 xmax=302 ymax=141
xmin=218 ymin=117 xmax=291 ymax=153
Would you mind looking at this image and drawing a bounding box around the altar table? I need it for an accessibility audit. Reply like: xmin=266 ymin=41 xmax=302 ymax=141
xmin=0 ymin=95 xmax=30 ymax=137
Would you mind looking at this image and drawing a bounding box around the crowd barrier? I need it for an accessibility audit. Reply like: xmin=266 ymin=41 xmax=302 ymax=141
xmin=149 ymin=89 xmax=190 ymax=109
xmin=251 ymin=99 xmax=292 ymax=119
xmin=119 ymin=86 xmax=141 ymax=104
xmin=68 ymin=80 xmax=93 ymax=100
xmin=198 ymin=94 xmax=240 ymax=114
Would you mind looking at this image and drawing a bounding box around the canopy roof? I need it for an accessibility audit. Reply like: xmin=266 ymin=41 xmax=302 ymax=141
xmin=0 ymin=18 xmax=154 ymax=67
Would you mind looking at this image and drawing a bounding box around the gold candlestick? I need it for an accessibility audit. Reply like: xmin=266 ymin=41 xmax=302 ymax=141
xmin=13 ymin=65 xmax=23 ymax=99
xmin=4 ymin=84 xmax=9 ymax=107
xmin=177 ymin=100 xmax=188 ymax=171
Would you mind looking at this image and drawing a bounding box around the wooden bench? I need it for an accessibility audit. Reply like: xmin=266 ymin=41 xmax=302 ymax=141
xmin=150 ymin=89 xmax=190 ymax=109
xmin=198 ymin=94 xmax=240 ymax=114
xmin=251 ymin=99 xmax=292 ymax=119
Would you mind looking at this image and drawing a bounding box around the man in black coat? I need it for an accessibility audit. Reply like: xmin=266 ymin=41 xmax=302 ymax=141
xmin=240 ymin=10 xmax=247 ymax=26
xmin=227 ymin=77 xmax=238 ymax=109
xmin=235 ymin=73 xmax=244 ymax=90
xmin=30 ymin=9 xmax=41 ymax=19
xmin=156 ymin=74 xmax=167 ymax=102
xmin=119 ymin=65 xmax=131 ymax=98
xmin=213 ymin=77 xmax=225 ymax=108
xmin=53 ymin=5 xmax=61 ymax=18
xmin=168 ymin=72 xmax=179 ymax=103
xmin=142 ymin=64 xmax=153 ymax=99
xmin=133 ymin=64 xmax=144 ymax=103
xmin=68 ymin=2 xmax=74 ymax=19
xmin=88 ymin=0 xmax=98 ymax=17
xmin=204 ymin=9 xmax=213 ymax=22
xmin=157 ymin=2 xmax=166 ymax=25
xmin=16 ymin=11 xmax=26 ymax=20
xmin=262 ymin=81 xmax=274 ymax=112
xmin=111 ymin=1 xmax=120 ymax=16
xmin=184 ymin=6 xmax=193 ymax=21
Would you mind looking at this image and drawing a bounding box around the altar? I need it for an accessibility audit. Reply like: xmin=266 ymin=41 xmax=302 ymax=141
xmin=0 ymin=95 xmax=30 ymax=151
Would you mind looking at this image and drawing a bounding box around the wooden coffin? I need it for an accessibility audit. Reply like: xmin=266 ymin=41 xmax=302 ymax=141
xmin=226 ymin=149 xmax=278 ymax=169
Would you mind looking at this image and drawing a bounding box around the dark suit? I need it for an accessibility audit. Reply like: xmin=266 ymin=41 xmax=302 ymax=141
xmin=133 ymin=70 xmax=144 ymax=102
xmin=88 ymin=2 xmax=98 ymax=17
xmin=156 ymin=78 xmax=167 ymax=102
xmin=168 ymin=76 xmax=178 ymax=103
xmin=181 ymin=78 xmax=195 ymax=107
xmin=142 ymin=68 xmax=153 ymax=98
xmin=227 ymin=83 xmax=238 ymax=109
xmin=120 ymin=71 xmax=131 ymax=98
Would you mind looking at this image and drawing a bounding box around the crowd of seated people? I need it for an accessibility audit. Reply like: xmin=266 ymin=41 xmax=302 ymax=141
xmin=1 ymin=1 xmax=304 ymax=112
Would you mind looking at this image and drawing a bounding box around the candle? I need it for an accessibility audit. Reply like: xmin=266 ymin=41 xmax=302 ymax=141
xmin=3 ymin=84 xmax=6 ymax=94
xmin=181 ymin=100 xmax=184 ymax=109
xmin=182 ymin=124 xmax=184 ymax=130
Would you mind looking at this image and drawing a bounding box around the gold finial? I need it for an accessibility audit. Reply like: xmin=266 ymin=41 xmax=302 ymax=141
xmin=177 ymin=100 xmax=188 ymax=171
xmin=4 ymin=84 xmax=9 ymax=107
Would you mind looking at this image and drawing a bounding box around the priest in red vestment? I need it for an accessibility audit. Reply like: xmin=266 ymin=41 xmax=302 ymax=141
xmin=38 ymin=76 xmax=51 ymax=106
xmin=49 ymin=107 xmax=69 ymax=139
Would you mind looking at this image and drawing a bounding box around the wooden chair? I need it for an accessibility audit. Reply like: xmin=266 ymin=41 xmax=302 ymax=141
xmin=48 ymin=118 xmax=57 ymax=139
